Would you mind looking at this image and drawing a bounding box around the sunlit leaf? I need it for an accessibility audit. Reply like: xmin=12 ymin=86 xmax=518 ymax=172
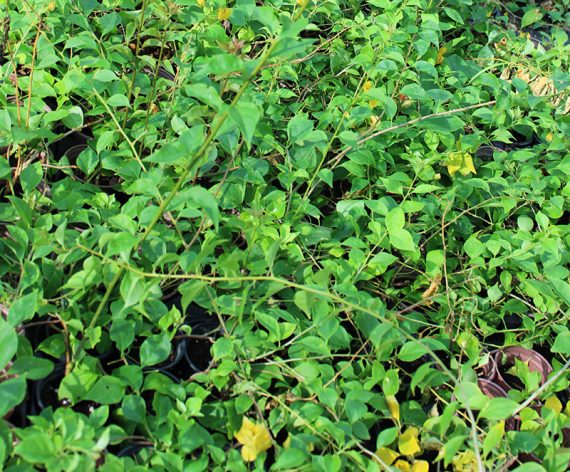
xmin=234 ymin=417 xmax=272 ymax=462
xmin=398 ymin=427 xmax=421 ymax=456
xmin=446 ymin=151 xmax=476 ymax=177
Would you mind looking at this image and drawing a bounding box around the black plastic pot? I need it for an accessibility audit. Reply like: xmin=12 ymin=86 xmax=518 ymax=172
xmin=183 ymin=307 xmax=220 ymax=374
xmin=31 ymin=363 xmax=99 ymax=416
xmin=116 ymin=442 xmax=153 ymax=458
xmin=49 ymin=128 xmax=92 ymax=161
xmin=125 ymin=337 xmax=188 ymax=376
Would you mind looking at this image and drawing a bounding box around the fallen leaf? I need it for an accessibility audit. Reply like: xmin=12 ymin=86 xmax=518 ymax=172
xmin=234 ymin=417 xmax=272 ymax=462
xmin=375 ymin=447 xmax=399 ymax=466
xmin=398 ymin=427 xmax=421 ymax=456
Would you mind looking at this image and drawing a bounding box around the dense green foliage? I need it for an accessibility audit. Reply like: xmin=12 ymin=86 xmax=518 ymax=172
xmin=1 ymin=0 xmax=570 ymax=470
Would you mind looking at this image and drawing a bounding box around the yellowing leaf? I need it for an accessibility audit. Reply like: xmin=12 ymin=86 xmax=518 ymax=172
xmin=375 ymin=447 xmax=399 ymax=466
xmin=395 ymin=460 xmax=412 ymax=471
xmin=452 ymin=450 xmax=477 ymax=471
xmin=546 ymin=132 xmax=554 ymax=142
xmin=447 ymin=151 xmax=476 ymax=177
xmin=436 ymin=46 xmax=447 ymax=65
xmin=283 ymin=434 xmax=291 ymax=449
xmin=412 ymin=460 xmax=429 ymax=472
xmin=47 ymin=0 xmax=56 ymax=11
xmin=217 ymin=7 xmax=232 ymax=21
xmin=544 ymin=396 xmax=562 ymax=413
xmin=234 ymin=417 xmax=272 ymax=462
xmin=398 ymin=427 xmax=421 ymax=456
xmin=369 ymin=99 xmax=379 ymax=108
xmin=363 ymin=80 xmax=373 ymax=92
xmin=197 ymin=0 xmax=205 ymax=7
xmin=386 ymin=395 xmax=400 ymax=422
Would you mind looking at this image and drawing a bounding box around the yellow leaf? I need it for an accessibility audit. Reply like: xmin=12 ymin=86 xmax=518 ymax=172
xmin=447 ymin=151 xmax=476 ymax=177
xmin=375 ymin=447 xmax=399 ymax=465
xmin=436 ymin=46 xmax=447 ymax=65
xmin=363 ymin=80 xmax=373 ymax=92
xmin=234 ymin=417 xmax=272 ymax=462
xmin=369 ymin=115 xmax=380 ymax=127
xmin=544 ymin=396 xmax=562 ymax=414
xmin=452 ymin=450 xmax=477 ymax=471
xmin=398 ymin=427 xmax=421 ymax=456
xmin=217 ymin=7 xmax=232 ymax=21
xmin=47 ymin=0 xmax=56 ymax=11
xmin=395 ymin=459 xmax=412 ymax=471
xmin=386 ymin=395 xmax=400 ymax=423
xmin=412 ymin=460 xmax=429 ymax=472
xmin=283 ymin=434 xmax=291 ymax=449
xmin=197 ymin=0 xmax=205 ymax=7
xmin=369 ymin=99 xmax=379 ymax=108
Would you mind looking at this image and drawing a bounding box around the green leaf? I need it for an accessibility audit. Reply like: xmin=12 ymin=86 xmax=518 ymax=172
xmin=0 ymin=376 xmax=26 ymax=417
xmin=273 ymin=449 xmax=307 ymax=470
xmin=552 ymin=331 xmax=570 ymax=355
xmin=185 ymin=186 xmax=220 ymax=230
xmin=14 ymin=432 xmax=56 ymax=464
xmin=521 ymin=8 xmax=543 ymax=28
xmin=8 ymin=291 xmax=38 ymax=327
xmin=140 ymin=333 xmax=171 ymax=367
xmin=9 ymin=357 xmax=53 ymax=380
xmin=122 ymin=394 xmax=147 ymax=424
xmin=287 ymin=114 xmax=313 ymax=145
xmin=145 ymin=126 xmax=205 ymax=165
xmin=385 ymin=207 xmax=405 ymax=231
xmin=84 ymin=376 xmax=126 ymax=404
xmin=93 ymin=69 xmax=118 ymax=82
xmin=228 ymin=101 xmax=261 ymax=150
xmin=77 ymin=147 xmax=99 ymax=176
xmin=0 ymin=317 xmax=17 ymax=370
xmin=483 ymin=421 xmax=505 ymax=457
xmin=107 ymin=94 xmax=130 ymax=107
xmin=453 ymin=382 xmax=489 ymax=410
xmin=20 ymin=162 xmax=43 ymax=193
xmin=389 ymin=228 xmax=415 ymax=252
xmin=479 ymin=397 xmax=519 ymax=420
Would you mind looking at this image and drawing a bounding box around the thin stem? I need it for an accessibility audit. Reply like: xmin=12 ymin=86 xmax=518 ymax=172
xmin=76 ymin=6 xmax=310 ymax=364
xmin=90 ymin=87 xmax=146 ymax=172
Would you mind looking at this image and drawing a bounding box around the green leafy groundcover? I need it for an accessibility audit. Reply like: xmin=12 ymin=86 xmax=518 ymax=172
xmin=1 ymin=0 xmax=570 ymax=470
